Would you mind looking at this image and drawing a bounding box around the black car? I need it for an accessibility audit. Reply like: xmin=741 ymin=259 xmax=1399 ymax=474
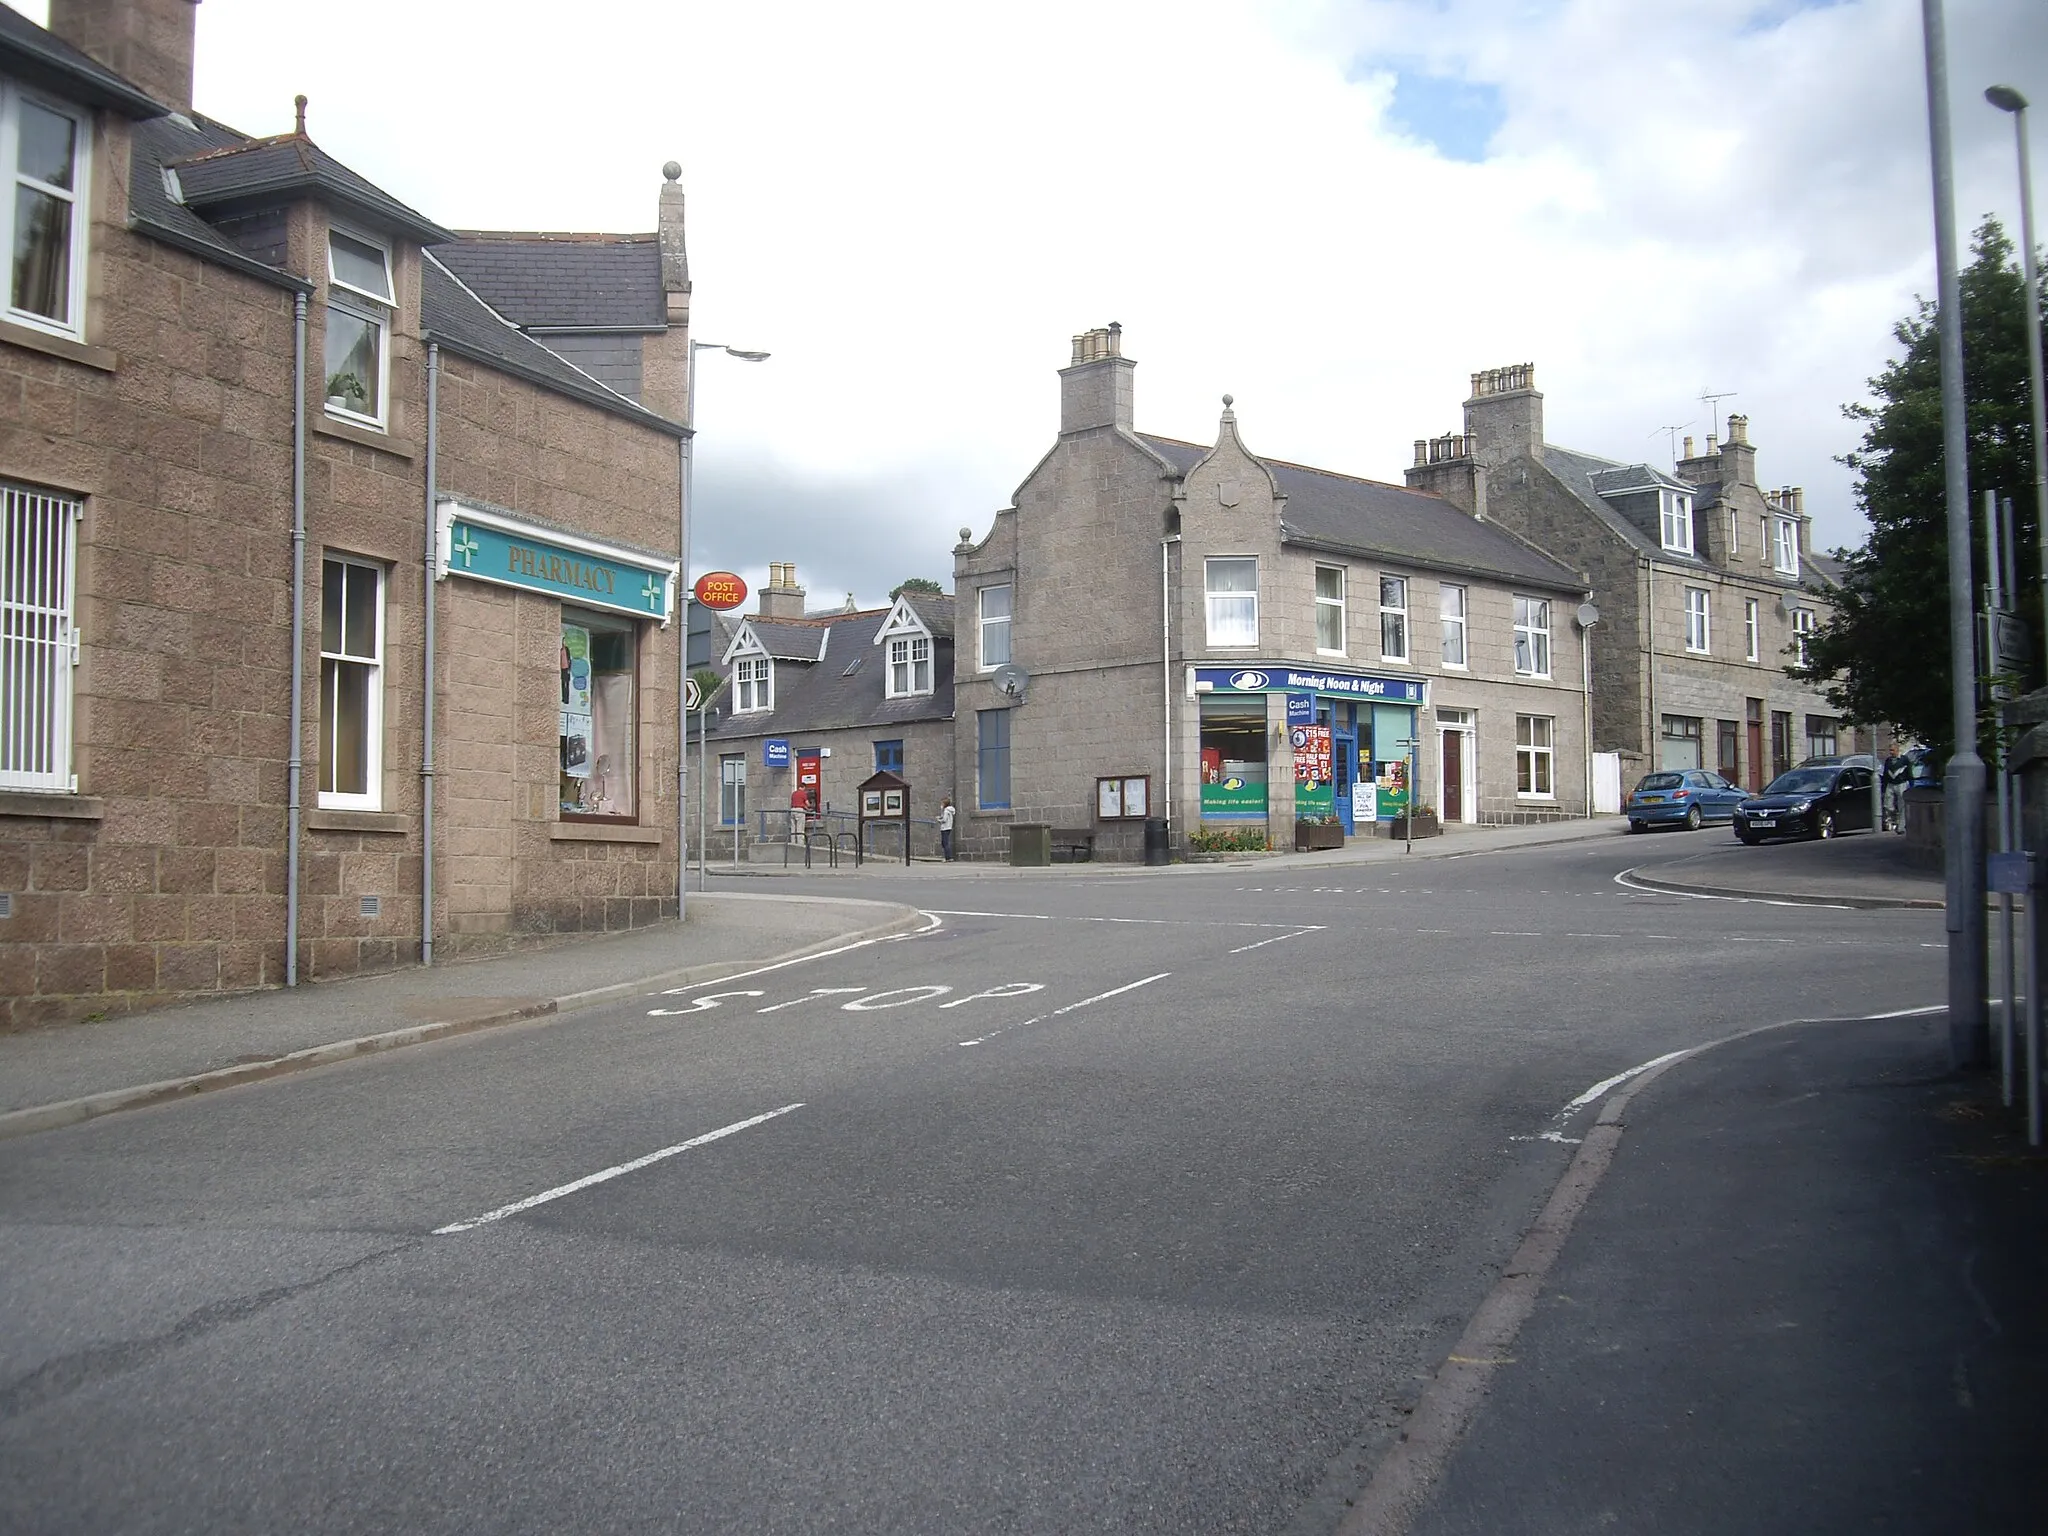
xmin=1733 ymin=762 xmax=1878 ymax=843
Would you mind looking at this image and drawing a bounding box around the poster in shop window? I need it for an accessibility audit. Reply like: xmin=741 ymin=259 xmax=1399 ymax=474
xmin=559 ymin=624 xmax=593 ymax=780
xmin=1292 ymin=723 xmax=1334 ymax=818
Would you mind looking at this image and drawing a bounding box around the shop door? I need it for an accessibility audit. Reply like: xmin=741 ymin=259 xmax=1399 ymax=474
xmin=1440 ymin=729 xmax=1464 ymax=822
xmin=1333 ymin=732 xmax=1357 ymax=833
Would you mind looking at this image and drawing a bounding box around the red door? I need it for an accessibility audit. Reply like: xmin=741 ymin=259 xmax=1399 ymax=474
xmin=1441 ymin=730 xmax=1464 ymax=822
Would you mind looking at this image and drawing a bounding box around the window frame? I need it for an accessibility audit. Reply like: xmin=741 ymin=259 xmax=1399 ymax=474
xmin=1512 ymin=595 xmax=1551 ymax=678
xmin=323 ymin=227 xmax=394 ymax=430
xmin=1515 ymin=714 xmax=1556 ymax=800
xmin=0 ymin=479 xmax=81 ymax=792
xmin=2 ymin=83 xmax=90 ymax=340
xmin=1745 ymin=598 xmax=1760 ymax=662
xmin=976 ymin=707 xmax=1011 ymax=809
xmin=318 ymin=553 xmax=385 ymax=811
xmin=874 ymin=738 xmax=904 ymax=774
xmin=1439 ymin=583 xmax=1468 ymax=669
xmin=558 ymin=608 xmax=641 ymax=822
xmin=1204 ymin=556 xmax=1259 ymax=649
xmin=887 ymin=633 xmax=933 ymax=698
xmin=1791 ymin=606 xmax=1815 ymax=667
xmin=977 ymin=583 xmax=1012 ymax=671
xmin=1772 ymin=516 xmax=1800 ymax=576
xmin=733 ymin=655 xmax=773 ymax=713
xmin=1378 ymin=575 xmax=1409 ymax=663
xmin=1660 ymin=490 xmax=1693 ymax=555
xmin=1684 ymin=587 xmax=1711 ymax=654
xmin=718 ymin=753 xmax=747 ymax=827
xmin=1314 ymin=564 xmax=1346 ymax=656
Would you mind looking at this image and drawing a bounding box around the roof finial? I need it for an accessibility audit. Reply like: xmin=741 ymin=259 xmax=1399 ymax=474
xmin=294 ymin=95 xmax=308 ymax=136
xmin=662 ymin=160 xmax=682 ymax=182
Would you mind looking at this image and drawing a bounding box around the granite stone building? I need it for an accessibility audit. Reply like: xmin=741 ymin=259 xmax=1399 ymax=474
xmin=1407 ymin=365 xmax=1849 ymax=792
xmin=949 ymin=327 xmax=1595 ymax=859
xmin=0 ymin=0 xmax=697 ymax=1026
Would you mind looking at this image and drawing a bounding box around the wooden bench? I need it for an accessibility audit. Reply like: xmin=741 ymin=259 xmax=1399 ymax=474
xmin=1049 ymin=827 xmax=1097 ymax=862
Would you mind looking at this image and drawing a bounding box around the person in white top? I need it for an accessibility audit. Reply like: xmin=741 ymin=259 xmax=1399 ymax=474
xmin=938 ymin=797 xmax=956 ymax=860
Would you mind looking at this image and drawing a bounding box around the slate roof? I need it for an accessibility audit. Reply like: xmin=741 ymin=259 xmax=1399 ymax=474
xmin=745 ymin=618 xmax=833 ymax=662
xmin=712 ymin=603 xmax=955 ymax=740
xmin=1141 ymin=436 xmax=1585 ymax=593
xmin=0 ymin=5 xmax=166 ymax=118
xmin=172 ymin=135 xmax=452 ymax=246
xmin=127 ymin=113 xmax=307 ymax=290
xmin=1541 ymin=445 xmax=1674 ymax=560
xmin=435 ymin=235 xmax=664 ymax=331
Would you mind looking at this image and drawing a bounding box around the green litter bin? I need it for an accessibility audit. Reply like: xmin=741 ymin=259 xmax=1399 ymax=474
xmin=1008 ymin=822 xmax=1051 ymax=867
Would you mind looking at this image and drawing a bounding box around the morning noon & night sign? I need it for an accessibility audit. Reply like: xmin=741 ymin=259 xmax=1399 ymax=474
xmin=1193 ymin=665 xmax=1425 ymax=705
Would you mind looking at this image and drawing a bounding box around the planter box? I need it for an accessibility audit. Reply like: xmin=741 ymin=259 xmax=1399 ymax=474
xmin=1389 ymin=811 xmax=1441 ymax=839
xmin=1294 ymin=822 xmax=1345 ymax=851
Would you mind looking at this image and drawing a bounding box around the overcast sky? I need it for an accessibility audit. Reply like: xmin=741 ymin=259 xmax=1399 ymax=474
xmin=33 ymin=0 xmax=2048 ymax=607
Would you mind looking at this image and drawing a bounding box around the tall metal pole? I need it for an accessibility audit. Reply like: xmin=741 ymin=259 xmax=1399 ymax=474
xmin=1985 ymin=90 xmax=2046 ymax=680
xmin=1925 ymin=0 xmax=1988 ymax=1066
xmin=1989 ymin=489 xmax=2016 ymax=1100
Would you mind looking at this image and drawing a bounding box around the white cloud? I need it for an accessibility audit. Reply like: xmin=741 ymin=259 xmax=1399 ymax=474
xmin=20 ymin=0 xmax=2048 ymax=602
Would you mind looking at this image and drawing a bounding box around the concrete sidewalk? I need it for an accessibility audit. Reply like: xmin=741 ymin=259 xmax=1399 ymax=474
xmin=1389 ymin=1009 xmax=2046 ymax=1536
xmin=0 ymin=890 xmax=922 ymax=1140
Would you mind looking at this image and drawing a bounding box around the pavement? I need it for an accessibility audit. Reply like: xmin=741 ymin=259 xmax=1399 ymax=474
xmin=5 ymin=816 xmax=2034 ymax=1534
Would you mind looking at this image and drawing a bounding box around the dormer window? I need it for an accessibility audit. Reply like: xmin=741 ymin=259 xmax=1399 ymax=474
xmin=888 ymin=634 xmax=932 ymax=696
xmin=1772 ymin=516 xmax=1800 ymax=576
xmin=324 ymin=230 xmax=393 ymax=427
xmin=4 ymin=86 xmax=87 ymax=337
xmin=734 ymin=656 xmax=773 ymax=713
xmin=1660 ymin=490 xmax=1693 ymax=555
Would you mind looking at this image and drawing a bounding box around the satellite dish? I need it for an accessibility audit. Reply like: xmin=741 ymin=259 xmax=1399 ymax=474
xmin=1576 ymin=602 xmax=1601 ymax=629
xmin=991 ymin=663 xmax=1030 ymax=701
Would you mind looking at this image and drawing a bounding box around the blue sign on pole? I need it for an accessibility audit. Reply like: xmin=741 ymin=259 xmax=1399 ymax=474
xmin=763 ymin=739 xmax=791 ymax=768
xmin=1285 ymin=691 xmax=1315 ymax=726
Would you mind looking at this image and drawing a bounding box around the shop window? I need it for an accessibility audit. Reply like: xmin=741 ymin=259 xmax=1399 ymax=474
xmin=1805 ymin=715 xmax=1838 ymax=759
xmin=1660 ymin=714 xmax=1703 ymax=771
xmin=1379 ymin=576 xmax=1408 ymax=662
xmin=1205 ymin=556 xmax=1258 ymax=647
xmin=1513 ymin=595 xmax=1550 ymax=677
xmin=1440 ymin=584 xmax=1467 ymax=668
xmin=1684 ymin=587 xmax=1711 ymax=653
xmin=888 ymin=634 xmax=932 ymax=697
xmin=1515 ymin=714 xmax=1555 ymax=799
xmin=319 ymin=555 xmax=383 ymax=809
xmin=4 ymin=86 xmax=87 ymax=336
xmin=1791 ymin=607 xmax=1814 ymax=667
xmin=324 ymin=230 xmax=393 ymax=428
xmin=1199 ymin=696 xmax=1268 ymax=820
xmin=977 ymin=708 xmax=1011 ymax=809
xmin=978 ymin=584 xmax=1012 ymax=669
xmin=874 ymin=738 xmax=903 ymax=774
xmin=733 ymin=656 xmax=772 ymax=713
xmin=560 ymin=611 xmax=637 ymax=818
xmin=1315 ymin=565 xmax=1345 ymax=654
xmin=1661 ymin=491 xmax=1693 ymax=554
xmin=719 ymin=754 xmax=747 ymax=827
xmin=0 ymin=480 xmax=79 ymax=791
xmin=1745 ymin=598 xmax=1759 ymax=662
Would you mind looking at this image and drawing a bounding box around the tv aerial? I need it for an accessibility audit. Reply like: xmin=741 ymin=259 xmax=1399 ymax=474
xmin=1699 ymin=388 xmax=1737 ymax=440
xmin=1649 ymin=420 xmax=1693 ymax=463
xmin=990 ymin=663 xmax=1030 ymax=702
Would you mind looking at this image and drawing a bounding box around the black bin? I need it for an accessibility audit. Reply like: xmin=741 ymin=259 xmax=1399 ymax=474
xmin=1143 ymin=817 xmax=1169 ymax=866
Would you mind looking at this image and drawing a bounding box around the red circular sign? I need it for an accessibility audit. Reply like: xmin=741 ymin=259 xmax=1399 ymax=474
xmin=693 ymin=571 xmax=748 ymax=610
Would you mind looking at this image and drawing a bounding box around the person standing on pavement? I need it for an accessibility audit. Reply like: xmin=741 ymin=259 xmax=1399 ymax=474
xmin=1882 ymin=748 xmax=1910 ymax=832
xmin=938 ymin=797 xmax=956 ymax=860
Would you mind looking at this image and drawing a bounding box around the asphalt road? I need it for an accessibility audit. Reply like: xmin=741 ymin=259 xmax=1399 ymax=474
xmin=0 ymin=839 xmax=1943 ymax=1533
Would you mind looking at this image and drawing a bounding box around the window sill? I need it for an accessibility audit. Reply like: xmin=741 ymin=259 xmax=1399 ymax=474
xmin=551 ymin=822 xmax=663 ymax=844
xmin=0 ymin=790 xmax=104 ymax=820
xmin=306 ymin=808 xmax=408 ymax=834
xmin=0 ymin=315 xmax=117 ymax=372
xmin=313 ymin=413 xmax=417 ymax=461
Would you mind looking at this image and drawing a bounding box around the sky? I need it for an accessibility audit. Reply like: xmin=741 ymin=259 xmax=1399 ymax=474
xmin=27 ymin=0 xmax=2048 ymax=608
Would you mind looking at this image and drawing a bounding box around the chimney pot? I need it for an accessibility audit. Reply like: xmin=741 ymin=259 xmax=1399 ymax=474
xmin=1683 ymin=435 xmax=1694 ymax=459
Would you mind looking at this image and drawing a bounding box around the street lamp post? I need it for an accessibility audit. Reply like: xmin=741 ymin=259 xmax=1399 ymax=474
xmin=680 ymin=341 xmax=770 ymax=910
xmin=1985 ymin=87 xmax=2047 ymax=682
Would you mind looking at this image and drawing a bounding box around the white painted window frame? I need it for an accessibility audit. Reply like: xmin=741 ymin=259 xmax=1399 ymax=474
xmin=1 ymin=83 xmax=89 ymax=340
xmin=318 ymin=554 xmax=385 ymax=811
xmin=1204 ymin=555 xmax=1258 ymax=648
xmin=977 ymin=583 xmax=1012 ymax=671
xmin=1791 ymin=607 xmax=1815 ymax=668
xmin=0 ymin=480 xmax=81 ymax=792
xmin=1660 ymin=491 xmax=1693 ymax=555
xmin=1512 ymin=595 xmax=1551 ymax=678
xmin=1772 ymin=517 xmax=1800 ymax=576
xmin=733 ymin=655 xmax=773 ymax=713
xmin=887 ymin=633 xmax=933 ymax=698
xmin=1314 ymin=564 xmax=1346 ymax=655
xmin=1684 ymin=587 xmax=1711 ymax=654
xmin=1440 ymin=583 xmax=1468 ymax=669
xmin=1378 ymin=575 xmax=1409 ymax=663
xmin=1515 ymin=713 xmax=1556 ymax=800
xmin=324 ymin=226 xmax=394 ymax=430
xmin=1745 ymin=598 xmax=1760 ymax=662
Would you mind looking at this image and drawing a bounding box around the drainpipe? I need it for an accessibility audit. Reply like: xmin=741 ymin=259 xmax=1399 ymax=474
xmin=1643 ymin=555 xmax=1657 ymax=771
xmin=420 ymin=343 xmax=440 ymax=966
xmin=285 ymin=292 xmax=307 ymax=987
xmin=1162 ymin=532 xmax=1179 ymax=848
xmin=676 ymin=437 xmax=689 ymax=923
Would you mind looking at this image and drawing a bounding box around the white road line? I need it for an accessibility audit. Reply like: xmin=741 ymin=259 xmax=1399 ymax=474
xmin=1227 ymin=929 xmax=1318 ymax=954
xmin=1557 ymin=1049 xmax=1694 ymax=1118
xmin=1864 ymin=1003 xmax=1945 ymax=1018
xmin=958 ymin=971 xmax=1172 ymax=1047
xmin=649 ymin=912 xmax=945 ymax=1000
xmin=433 ymin=1104 xmax=804 ymax=1235
xmin=925 ymin=909 xmax=1322 ymax=932
xmin=1611 ymin=868 xmax=1853 ymax=910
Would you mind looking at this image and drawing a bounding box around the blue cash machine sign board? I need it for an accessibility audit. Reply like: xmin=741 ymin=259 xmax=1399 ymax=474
xmin=763 ymin=739 xmax=792 ymax=769
xmin=438 ymin=499 xmax=677 ymax=624
xmin=1194 ymin=665 xmax=1426 ymax=705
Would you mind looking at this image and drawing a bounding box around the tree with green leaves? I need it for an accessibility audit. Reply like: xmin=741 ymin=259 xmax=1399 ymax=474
xmin=1795 ymin=217 xmax=2045 ymax=757
xmin=889 ymin=577 xmax=944 ymax=601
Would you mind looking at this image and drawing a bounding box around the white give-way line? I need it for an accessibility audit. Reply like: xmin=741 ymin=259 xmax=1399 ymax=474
xmin=434 ymin=1104 xmax=805 ymax=1235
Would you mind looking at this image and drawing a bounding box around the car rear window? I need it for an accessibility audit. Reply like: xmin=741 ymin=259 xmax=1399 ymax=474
xmin=1639 ymin=773 xmax=1684 ymax=790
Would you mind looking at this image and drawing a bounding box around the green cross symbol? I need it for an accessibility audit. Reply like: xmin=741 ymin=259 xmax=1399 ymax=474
xmin=451 ymin=527 xmax=480 ymax=569
xmin=643 ymin=573 xmax=664 ymax=609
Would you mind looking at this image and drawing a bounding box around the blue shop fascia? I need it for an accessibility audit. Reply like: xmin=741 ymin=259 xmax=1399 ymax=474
xmin=1192 ymin=664 xmax=1426 ymax=835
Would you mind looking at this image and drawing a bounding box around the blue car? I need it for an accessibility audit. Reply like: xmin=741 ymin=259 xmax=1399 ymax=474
xmin=1626 ymin=768 xmax=1746 ymax=832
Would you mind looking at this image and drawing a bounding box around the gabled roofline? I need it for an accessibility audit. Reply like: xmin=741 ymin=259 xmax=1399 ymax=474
xmin=0 ymin=11 xmax=168 ymax=120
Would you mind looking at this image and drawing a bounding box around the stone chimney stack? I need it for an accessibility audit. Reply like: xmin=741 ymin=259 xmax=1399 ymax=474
xmin=49 ymin=0 xmax=200 ymax=114
xmin=1460 ymin=362 xmax=1544 ymax=466
xmin=759 ymin=561 xmax=807 ymax=620
xmin=1059 ymin=323 xmax=1136 ymax=435
xmin=1719 ymin=413 xmax=1758 ymax=488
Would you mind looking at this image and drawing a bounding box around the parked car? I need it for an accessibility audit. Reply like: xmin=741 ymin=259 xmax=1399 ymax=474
xmin=1733 ymin=762 xmax=1879 ymax=843
xmin=1626 ymin=768 xmax=1747 ymax=832
xmin=1797 ymin=752 xmax=1877 ymax=772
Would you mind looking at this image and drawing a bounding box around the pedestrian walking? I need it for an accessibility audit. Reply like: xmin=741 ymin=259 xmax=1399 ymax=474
xmin=1882 ymin=748 xmax=1910 ymax=833
xmin=938 ymin=797 xmax=956 ymax=860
